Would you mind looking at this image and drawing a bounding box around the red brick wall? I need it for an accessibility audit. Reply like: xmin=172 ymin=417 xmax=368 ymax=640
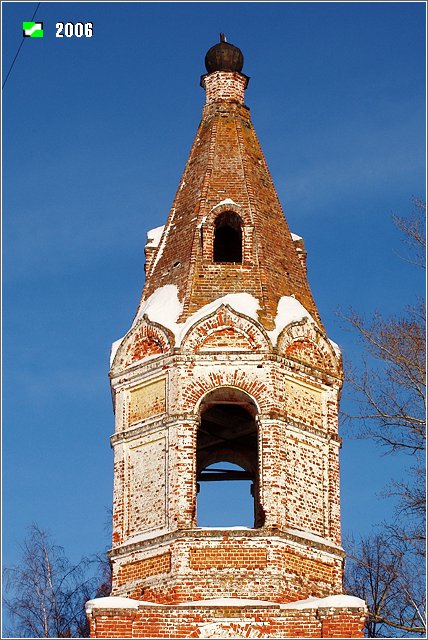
xmin=189 ymin=546 xmax=267 ymax=570
xmin=319 ymin=611 xmax=366 ymax=638
xmin=280 ymin=551 xmax=335 ymax=583
xmin=88 ymin=603 xmax=366 ymax=638
xmin=110 ymin=532 xmax=344 ymax=604
xmin=202 ymin=70 xmax=248 ymax=105
xmin=118 ymin=553 xmax=171 ymax=585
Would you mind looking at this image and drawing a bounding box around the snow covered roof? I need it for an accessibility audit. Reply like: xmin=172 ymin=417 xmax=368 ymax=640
xmin=285 ymin=527 xmax=343 ymax=550
xmin=133 ymin=286 xmax=261 ymax=348
xmin=111 ymin=285 xmax=341 ymax=364
xmin=267 ymin=295 xmax=316 ymax=344
xmin=132 ymin=285 xmax=318 ymax=348
xmin=328 ymin=338 xmax=342 ymax=358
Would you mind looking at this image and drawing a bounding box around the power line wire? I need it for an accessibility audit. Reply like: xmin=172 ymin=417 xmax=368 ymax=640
xmin=2 ymin=3 xmax=41 ymax=90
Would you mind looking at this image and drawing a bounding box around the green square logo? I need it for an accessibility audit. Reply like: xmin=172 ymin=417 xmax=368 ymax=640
xmin=23 ymin=21 xmax=44 ymax=38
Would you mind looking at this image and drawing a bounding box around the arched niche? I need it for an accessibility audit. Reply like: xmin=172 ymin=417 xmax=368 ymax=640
xmin=277 ymin=318 xmax=341 ymax=377
xmin=111 ymin=317 xmax=173 ymax=372
xmin=180 ymin=304 xmax=271 ymax=354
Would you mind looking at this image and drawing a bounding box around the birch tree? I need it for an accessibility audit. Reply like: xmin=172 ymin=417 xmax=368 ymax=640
xmin=3 ymin=524 xmax=108 ymax=638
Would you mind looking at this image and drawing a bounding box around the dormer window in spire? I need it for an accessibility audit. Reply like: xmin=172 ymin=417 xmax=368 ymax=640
xmin=213 ymin=211 xmax=243 ymax=263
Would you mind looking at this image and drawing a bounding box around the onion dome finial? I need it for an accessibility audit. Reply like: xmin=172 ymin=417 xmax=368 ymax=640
xmin=205 ymin=34 xmax=244 ymax=74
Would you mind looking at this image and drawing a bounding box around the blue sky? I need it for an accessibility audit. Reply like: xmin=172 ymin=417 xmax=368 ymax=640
xmin=2 ymin=0 xmax=426 ymax=587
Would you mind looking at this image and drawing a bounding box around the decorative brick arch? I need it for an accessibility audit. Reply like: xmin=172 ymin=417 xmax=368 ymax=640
xmin=186 ymin=621 xmax=267 ymax=638
xmin=111 ymin=317 xmax=173 ymax=371
xmin=277 ymin=318 xmax=341 ymax=376
xmin=197 ymin=385 xmax=259 ymax=414
xmin=202 ymin=202 xmax=254 ymax=265
xmin=179 ymin=373 xmax=273 ymax=416
xmin=206 ymin=201 xmax=252 ymax=227
xmin=181 ymin=304 xmax=271 ymax=353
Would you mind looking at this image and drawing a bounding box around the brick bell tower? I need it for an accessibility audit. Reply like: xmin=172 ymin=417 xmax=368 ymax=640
xmin=87 ymin=35 xmax=366 ymax=638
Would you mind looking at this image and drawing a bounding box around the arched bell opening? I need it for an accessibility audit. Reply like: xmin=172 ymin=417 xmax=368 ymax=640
xmin=196 ymin=388 xmax=263 ymax=528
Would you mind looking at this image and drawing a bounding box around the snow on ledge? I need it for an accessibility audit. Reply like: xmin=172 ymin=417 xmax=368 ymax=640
xmin=285 ymin=527 xmax=343 ymax=550
xmin=150 ymin=209 xmax=176 ymax=275
xmin=210 ymin=198 xmax=241 ymax=211
xmin=113 ymin=287 xmax=332 ymax=361
xmin=197 ymin=526 xmax=252 ymax=531
xmin=86 ymin=594 xmax=366 ymax=614
xmin=133 ymin=287 xmax=261 ymax=347
xmin=291 ymin=232 xmax=302 ymax=241
xmin=177 ymin=598 xmax=278 ymax=608
xmin=329 ymin=338 xmax=342 ymax=358
xmin=146 ymin=225 xmax=165 ymax=248
xmin=133 ymin=287 xmax=322 ymax=349
xmin=267 ymin=295 xmax=317 ymax=344
xmin=280 ymin=594 xmax=367 ymax=610
xmin=122 ymin=527 xmax=171 ymax=546
xmin=134 ymin=284 xmax=184 ymax=335
xmin=183 ymin=595 xmax=366 ymax=610
xmin=110 ymin=334 xmax=126 ymax=366
xmin=85 ymin=597 xmax=151 ymax=612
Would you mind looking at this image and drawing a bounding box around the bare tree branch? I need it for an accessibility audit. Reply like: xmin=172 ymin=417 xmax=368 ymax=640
xmin=342 ymin=202 xmax=426 ymax=638
xmin=2 ymin=524 xmax=111 ymax=638
xmin=345 ymin=533 xmax=426 ymax=637
xmin=393 ymin=198 xmax=426 ymax=269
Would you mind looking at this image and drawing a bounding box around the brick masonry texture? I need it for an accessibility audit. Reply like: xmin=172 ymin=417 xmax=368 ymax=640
xmin=189 ymin=546 xmax=267 ymax=570
xmin=109 ymin=531 xmax=344 ymax=604
xmin=202 ymin=70 xmax=248 ymax=105
xmin=89 ymin=46 xmax=365 ymax=638
xmin=138 ymin=70 xmax=323 ymax=332
xmin=87 ymin=602 xmax=366 ymax=638
xmin=118 ymin=553 xmax=171 ymax=586
xmin=128 ymin=379 xmax=166 ymax=425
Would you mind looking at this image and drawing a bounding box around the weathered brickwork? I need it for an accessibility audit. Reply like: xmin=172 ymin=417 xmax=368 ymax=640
xmin=281 ymin=551 xmax=334 ymax=583
xmin=284 ymin=378 xmax=323 ymax=427
xmin=135 ymin=69 xmax=323 ymax=333
xmin=112 ymin=321 xmax=173 ymax=371
xmin=89 ymin=36 xmax=366 ymax=638
xmin=128 ymin=379 xmax=166 ymax=425
xmin=181 ymin=305 xmax=269 ymax=353
xmin=109 ymin=531 xmax=344 ymax=604
xmin=125 ymin=436 xmax=167 ymax=535
xmin=202 ymin=70 xmax=249 ymax=104
xmin=286 ymin=338 xmax=328 ymax=370
xmin=197 ymin=327 xmax=253 ymax=351
xmin=87 ymin=601 xmax=366 ymax=638
xmin=118 ymin=553 xmax=171 ymax=585
xmin=283 ymin=437 xmax=326 ymax=533
xmin=278 ymin=318 xmax=339 ymax=377
xmin=189 ymin=546 xmax=267 ymax=570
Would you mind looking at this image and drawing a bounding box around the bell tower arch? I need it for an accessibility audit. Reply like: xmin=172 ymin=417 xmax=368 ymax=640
xmin=196 ymin=387 xmax=261 ymax=528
